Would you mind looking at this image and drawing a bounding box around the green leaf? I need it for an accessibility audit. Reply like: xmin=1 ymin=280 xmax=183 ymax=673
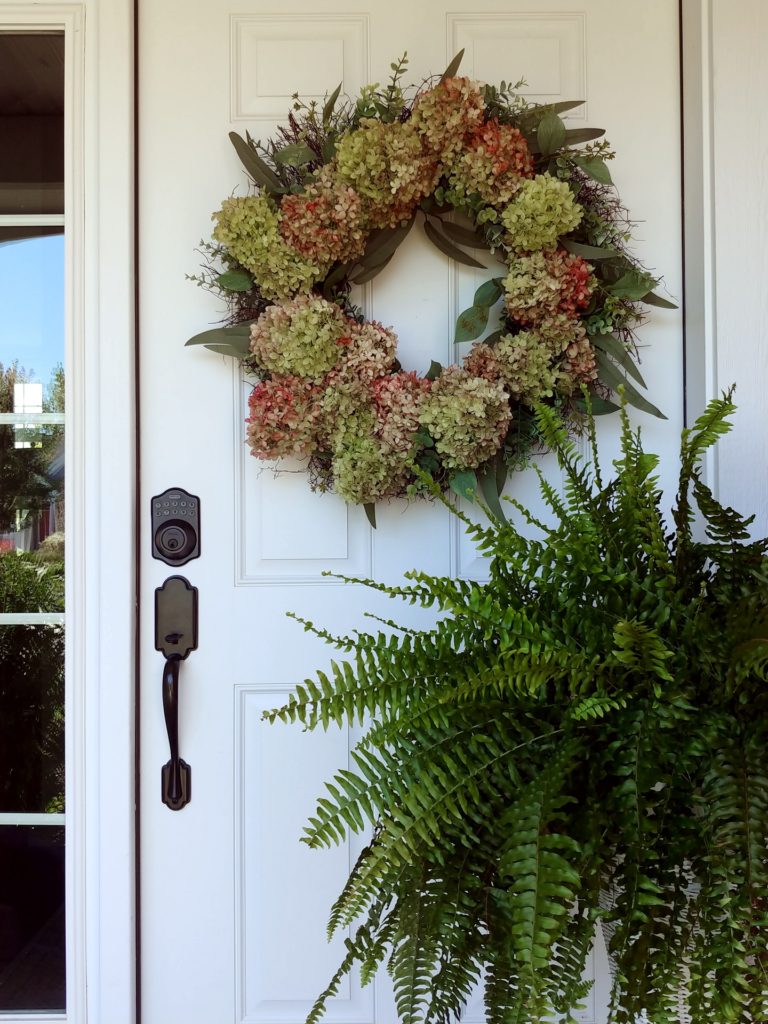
xmin=478 ymin=457 xmax=508 ymax=522
xmin=450 ymin=470 xmax=478 ymax=503
xmin=643 ymin=290 xmax=678 ymax=310
xmin=440 ymin=49 xmax=465 ymax=82
xmin=595 ymin=350 xmax=666 ymax=418
xmin=321 ymin=138 xmax=338 ymax=163
xmin=526 ymin=99 xmax=586 ymax=119
xmin=608 ymin=270 xmax=659 ymax=301
xmin=216 ymin=269 xmax=254 ymax=292
xmin=580 ymin=394 xmax=620 ymax=415
xmin=560 ymin=239 xmax=619 ymax=260
xmin=537 ymin=113 xmax=567 ymax=156
xmin=274 ymin=143 xmax=316 ymax=168
xmin=440 ymin=220 xmax=490 ymax=250
xmin=411 ymin=431 xmax=434 ymax=448
xmin=228 ymin=132 xmax=283 ymax=192
xmin=592 ymin=334 xmax=647 ymax=388
xmin=562 ymin=127 xmax=606 ymax=146
xmin=484 ymin=329 xmax=504 ymax=347
xmin=455 ymin=305 xmax=489 ymax=343
xmin=185 ymin=320 xmax=256 ymax=358
xmin=425 ymin=360 xmax=443 ymax=381
xmin=357 ymin=219 xmax=415 ymax=270
xmin=349 ymin=254 xmax=394 ymax=285
xmin=573 ymin=156 xmax=613 ymax=185
xmin=473 ymin=278 xmax=504 ymax=308
xmin=423 ymin=220 xmax=487 ymax=269
xmin=363 ymin=503 xmax=376 ymax=529
xmin=322 ymin=83 xmax=342 ymax=125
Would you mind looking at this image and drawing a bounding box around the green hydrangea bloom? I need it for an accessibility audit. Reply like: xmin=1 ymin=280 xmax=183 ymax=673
xmin=419 ymin=366 xmax=510 ymax=470
xmin=212 ymin=196 xmax=326 ymax=300
xmin=249 ymin=296 xmax=349 ymax=380
xmin=501 ymin=174 xmax=582 ymax=252
xmin=331 ymin=434 xmax=409 ymax=504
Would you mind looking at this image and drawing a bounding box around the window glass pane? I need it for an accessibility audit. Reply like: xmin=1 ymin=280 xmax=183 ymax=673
xmin=0 ymin=825 xmax=65 ymax=1012
xmin=0 ymin=623 xmax=64 ymax=814
xmin=0 ymin=34 xmax=64 ymax=215
xmin=0 ymin=234 xmax=65 ymax=568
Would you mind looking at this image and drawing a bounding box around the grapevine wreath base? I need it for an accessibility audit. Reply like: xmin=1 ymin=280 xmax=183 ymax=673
xmin=187 ymin=51 xmax=674 ymax=523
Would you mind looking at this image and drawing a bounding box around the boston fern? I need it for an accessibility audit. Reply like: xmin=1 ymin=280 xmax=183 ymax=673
xmin=267 ymin=392 xmax=768 ymax=1024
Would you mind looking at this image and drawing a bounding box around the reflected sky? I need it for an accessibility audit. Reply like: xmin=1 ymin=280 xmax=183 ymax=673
xmin=0 ymin=234 xmax=64 ymax=388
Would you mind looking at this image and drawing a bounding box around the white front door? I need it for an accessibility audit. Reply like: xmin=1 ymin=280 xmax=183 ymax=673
xmin=138 ymin=3 xmax=683 ymax=1022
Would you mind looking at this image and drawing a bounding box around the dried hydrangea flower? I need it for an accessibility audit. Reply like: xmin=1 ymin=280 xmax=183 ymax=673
xmin=558 ymin=333 xmax=598 ymax=392
xmin=279 ymin=166 xmax=368 ymax=266
xmin=448 ymin=120 xmax=534 ymax=207
xmin=343 ymin=321 xmax=398 ymax=383
xmin=335 ymin=120 xmax=439 ymax=228
xmin=331 ymin=434 xmax=412 ymax=505
xmin=504 ymin=250 xmax=595 ymax=326
xmin=249 ymin=295 xmax=350 ymax=379
xmin=410 ymin=77 xmax=485 ymax=163
xmin=419 ymin=366 xmax=511 ymax=470
xmin=501 ymin=174 xmax=583 ymax=252
xmin=372 ymin=372 xmax=433 ymax=452
xmin=212 ymin=196 xmax=325 ymax=300
xmin=245 ymin=375 xmax=323 ymax=459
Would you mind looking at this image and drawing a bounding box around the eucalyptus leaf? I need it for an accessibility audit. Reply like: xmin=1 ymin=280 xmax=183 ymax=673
xmin=533 ymin=99 xmax=586 ymax=116
xmin=440 ymin=220 xmax=490 ymax=250
xmin=574 ymin=392 xmax=620 ymax=416
xmin=440 ymin=49 xmax=465 ymax=82
xmin=349 ymin=254 xmax=394 ymax=284
xmin=537 ymin=112 xmax=567 ymax=156
xmin=450 ymin=470 xmax=478 ymax=503
xmin=185 ymin=320 xmax=256 ymax=358
xmin=608 ymin=270 xmax=659 ymax=301
xmin=423 ymin=220 xmax=487 ymax=269
xmin=574 ymin=156 xmax=613 ymax=185
xmin=274 ymin=143 xmax=316 ymax=168
xmin=478 ymin=459 xmax=507 ymax=522
xmin=592 ymin=334 xmax=647 ymax=388
xmin=473 ymin=278 xmax=504 ymax=308
xmin=425 ymin=360 xmax=443 ymax=381
xmin=455 ymin=304 xmax=489 ymax=343
xmin=562 ymin=127 xmax=606 ymax=146
xmin=216 ymin=269 xmax=254 ymax=292
xmin=560 ymin=239 xmax=619 ymax=260
xmin=363 ymin=503 xmax=376 ymax=529
xmin=359 ymin=219 xmax=414 ymax=268
xmin=322 ymin=83 xmax=342 ymax=125
xmin=643 ymin=290 xmax=678 ymax=310
xmin=595 ymin=350 xmax=666 ymax=418
xmin=228 ymin=132 xmax=283 ymax=192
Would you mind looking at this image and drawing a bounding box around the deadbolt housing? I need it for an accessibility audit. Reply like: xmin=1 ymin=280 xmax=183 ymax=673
xmin=151 ymin=487 xmax=201 ymax=566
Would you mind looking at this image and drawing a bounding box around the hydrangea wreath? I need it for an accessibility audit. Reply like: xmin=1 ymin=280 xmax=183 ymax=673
xmin=187 ymin=52 xmax=675 ymax=524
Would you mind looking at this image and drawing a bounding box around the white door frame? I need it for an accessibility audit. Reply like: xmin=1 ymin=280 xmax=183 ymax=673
xmin=0 ymin=0 xmax=731 ymax=1020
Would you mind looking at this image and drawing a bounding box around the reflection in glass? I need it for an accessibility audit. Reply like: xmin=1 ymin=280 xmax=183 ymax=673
xmin=0 ymin=826 xmax=65 ymax=1012
xmin=0 ymin=234 xmax=65 ymax=561
xmin=0 ymin=34 xmax=64 ymax=215
xmin=0 ymin=620 xmax=64 ymax=815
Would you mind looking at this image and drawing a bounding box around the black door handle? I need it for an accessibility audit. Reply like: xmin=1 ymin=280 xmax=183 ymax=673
xmin=161 ymin=653 xmax=190 ymax=809
xmin=155 ymin=576 xmax=198 ymax=810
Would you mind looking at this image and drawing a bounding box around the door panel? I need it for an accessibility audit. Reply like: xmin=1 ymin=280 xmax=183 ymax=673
xmin=139 ymin=3 xmax=682 ymax=1022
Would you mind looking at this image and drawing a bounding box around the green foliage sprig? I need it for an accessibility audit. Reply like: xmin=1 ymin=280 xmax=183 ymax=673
xmin=267 ymin=390 xmax=768 ymax=1023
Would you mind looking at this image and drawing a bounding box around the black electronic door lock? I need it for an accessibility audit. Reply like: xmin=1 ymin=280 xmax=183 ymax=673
xmin=151 ymin=487 xmax=200 ymax=566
